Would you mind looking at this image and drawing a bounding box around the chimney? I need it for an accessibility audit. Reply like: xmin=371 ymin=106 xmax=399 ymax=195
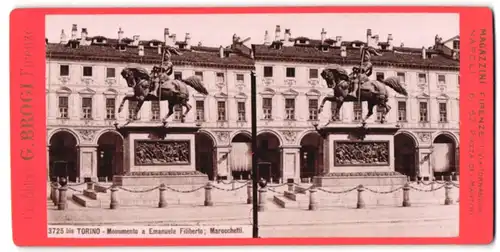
xmin=185 ymin=33 xmax=191 ymax=50
xmin=71 ymin=24 xmax=77 ymax=40
xmin=366 ymin=28 xmax=372 ymax=44
xmin=219 ymin=45 xmax=224 ymax=58
xmin=138 ymin=45 xmax=144 ymax=56
xmin=81 ymin=28 xmax=88 ymax=40
xmin=79 ymin=28 xmax=88 ymax=45
xmin=335 ymin=36 xmax=342 ymax=47
xmin=340 ymin=46 xmax=347 ymax=58
xmin=164 ymin=28 xmax=172 ymax=46
xmin=422 ymin=46 xmax=427 ymax=59
xmin=264 ymin=30 xmax=270 ymax=45
xmin=400 ymin=42 xmax=404 ymax=47
xmin=157 ymin=44 xmax=162 ymax=55
xmin=284 ymin=29 xmax=291 ymax=42
xmin=387 ymin=34 xmax=393 ymax=50
xmin=198 ymin=41 xmax=202 ymax=47
xmin=232 ymin=33 xmax=238 ymax=43
xmin=132 ymin=35 xmax=140 ymax=46
xmin=60 ymin=29 xmax=67 ymax=44
xmin=171 ymin=34 xmax=177 ymax=44
xmin=118 ymin=27 xmax=124 ymax=42
xmin=320 ymin=28 xmax=327 ymax=43
xmin=373 ymin=35 xmax=379 ymax=45
xmin=274 ymin=25 xmax=281 ymax=42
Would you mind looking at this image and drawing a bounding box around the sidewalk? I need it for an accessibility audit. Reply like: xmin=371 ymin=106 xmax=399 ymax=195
xmin=49 ymin=200 xmax=458 ymax=227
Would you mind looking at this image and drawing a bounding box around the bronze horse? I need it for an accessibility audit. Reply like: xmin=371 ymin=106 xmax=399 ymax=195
xmin=118 ymin=67 xmax=208 ymax=123
xmin=318 ymin=65 xmax=408 ymax=124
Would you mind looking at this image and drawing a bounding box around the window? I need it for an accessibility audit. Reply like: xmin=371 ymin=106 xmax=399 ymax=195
xmin=60 ymin=65 xmax=69 ymax=76
xmin=128 ymin=101 xmax=138 ymax=120
xmin=376 ymin=106 xmax=385 ymax=122
xmin=309 ymin=69 xmax=319 ymax=79
xmin=217 ymin=101 xmax=226 ymax=121
xmin=286 ymin=67 xmax=296 ymax=78
xmin=262 ymin=97 xmax=272 ymax=119
xmin=397 ymin=101 xmax=407 ymax=121
xmin=194 ymin=100 xmax=204 ymax=121
xmin=376 ymin=72 xmax=385 ymax=81
xmin=419 ymin=102 xmax=428 ymax=122
xmin=236 ymin=74 xmax=244 ymax=82
xmin=308 ymin=99 xmax=318 ymax=120
xmin=151 ymin=101 xmax=160 ymax=121
xmin=174 ymin=71 xmax=183 ymax=80
xmin=216 ymin=72 xmax=225 ymax=83
xmin=173 ymin=105 xmax=182 ymax=120
xmin=195 ymin=71 xmax=204 ymax=81
xmin=237 ymin=102 xmax=246 ymax=121
xmin=263 ymin=66 xmax=273 ymax=77
xmin=453 ymin=40 xmax=459 ymax=50
xmin=439 ymin=102 xmax=447 ymax=122
xmin=438 ymin=74 xmax=446 ymax=85
xmin=285 ymin=98 xmax=295 ymax=120
xmin=105 ymin=98 xmax=116 ymax=120
xmin=397 ymin=72 xmax=406 ymax=83
xmin=353 ymin=102 xmax=362 ymax=121
xmin=81 ymin=97 xmax=93 ymax=119
xmin=83 ymin=66 xmax=93 ymax=77
xmin=106 ymin=68 xmax=115 ymax=78
xmin=418 ymin=73 xmax=427 ymax=83
xmin=58 ymin=96 xmax=69 ymax=119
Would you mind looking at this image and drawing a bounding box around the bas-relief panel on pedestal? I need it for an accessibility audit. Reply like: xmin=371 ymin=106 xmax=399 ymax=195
xmin=334 ymin=141 xmax=390 ymax=166
xmin=134 ymin=140 xmax=191 ymax=166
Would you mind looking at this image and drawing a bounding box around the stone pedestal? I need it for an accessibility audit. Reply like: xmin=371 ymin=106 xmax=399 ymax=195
xmin=313 ymin=124 xmax=407 ymax=187
xmin=112 ymin=122 xmax=209 ymax=186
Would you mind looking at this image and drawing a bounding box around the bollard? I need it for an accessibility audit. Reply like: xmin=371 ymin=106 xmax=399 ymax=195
xmin=204 ymin=182 xmax=213 ymax=206
xmin=246 ymin=183 xmax=252 ymax=204
xmin=287 ymin=182 xmax=294 ymax=192
xmin=50 ymin=182 xmax=58 ymax=205
xmin=258 ymin=187 xmax=267 ymax=212
xmin=86 ymin=181 xmax=94 ymax=191
xmin=402 ymin=183 xmax=411 ymax=207
xmin=356 ymin=185 xmax=365 ymax=209
xmin=308 ymin=187 xmax=318 ymax=211
xmin=456 ymin=174 xmax=460 ymax=182
xmin=449 ymin=174 xmax=453 ymax=182
xmin=158 ymin=184 xmax=167 ymax=208
xmin=444 ymin=183 xmax=454 ymax=205
xmin=231 ymin=180 xmax=235 ymax=190
xmin=110 ymin=186 xmax=119 ymax=209
xmin=57 ymin=187 xmax=68 ymax=210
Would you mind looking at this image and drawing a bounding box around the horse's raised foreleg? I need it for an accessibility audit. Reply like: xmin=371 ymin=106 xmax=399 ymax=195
xmin=318 ymin=97 xmax=330 ymax=114
xmin=182 ymin=102 xmax=192 ymax=123
xmin=118 ymin=95 xmax=135 ymax=113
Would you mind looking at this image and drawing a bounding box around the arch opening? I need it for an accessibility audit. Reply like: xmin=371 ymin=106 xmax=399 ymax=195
xmin=299 ymin=132 xmax=324 ymax=182
xmin=394 ymin=133 xmax=418 ymax=180
xmin=97 ymin=131 xmax=124 ymax=182
xmin=432 ymin=134 xmax=457 ymax=179
xmin=49 ymin=131 xmax=78 ymax=182
xmin=230 ymin=133 xmax=252 ymax=180
xmin=256 ymin=132 xmax=281 ymax=183
xmin=195 ymin=132 xmax=216 ymax=180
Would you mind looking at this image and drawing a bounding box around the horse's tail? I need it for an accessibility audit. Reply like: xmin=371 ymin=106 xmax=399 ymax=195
xmin=182 ymin=76 xmax=208 ymax=95
xmin=381 ymin=76 xmax=408 ymax=96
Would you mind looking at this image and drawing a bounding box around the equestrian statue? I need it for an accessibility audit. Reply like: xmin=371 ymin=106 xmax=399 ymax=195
xmin=318 ymin=46 xmax=408 ymax=124
xmin=118 ymin=46 xmax=208 ymax=124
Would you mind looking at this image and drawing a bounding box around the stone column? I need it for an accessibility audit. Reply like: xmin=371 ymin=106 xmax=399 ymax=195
xmin=280 ymin=146 xmax=300 ymax=183
xmin=47 ymin=145 xmax=51 ymax=181
xmin=215 ymin=146 xmax=231 ymax=180
xmin=77 ymin=145 xmax=98 ymax=181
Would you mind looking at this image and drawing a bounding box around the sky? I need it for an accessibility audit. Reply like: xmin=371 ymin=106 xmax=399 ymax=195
xmin=46 ymin=13 xmax=459 ymax=48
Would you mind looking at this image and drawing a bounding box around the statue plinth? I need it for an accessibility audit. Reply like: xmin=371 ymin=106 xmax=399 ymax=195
xmin=313 ymin=124 xmax=407 ymax=187
xmin=113 ymin=122 xmax=208 ymax=186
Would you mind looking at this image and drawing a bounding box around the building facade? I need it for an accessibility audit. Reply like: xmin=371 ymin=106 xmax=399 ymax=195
xmin=46 ymin=24 xmax=460 ymax=183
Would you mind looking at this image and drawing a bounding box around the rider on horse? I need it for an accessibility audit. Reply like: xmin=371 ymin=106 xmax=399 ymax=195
xmin=149 ymin=47 xmax=181 ymax=98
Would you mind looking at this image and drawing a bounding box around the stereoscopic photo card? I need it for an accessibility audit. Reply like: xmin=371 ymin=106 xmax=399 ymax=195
xmin=9 ymin=6 xmax=494 ymax=246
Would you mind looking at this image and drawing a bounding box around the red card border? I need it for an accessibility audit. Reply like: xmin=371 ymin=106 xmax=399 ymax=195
xmin=9 ymin=6 xmax=494 ymax=246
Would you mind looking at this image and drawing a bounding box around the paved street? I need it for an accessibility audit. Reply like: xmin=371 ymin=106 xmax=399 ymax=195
xmin=49 ymin=199 xmax=458 ymax=237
